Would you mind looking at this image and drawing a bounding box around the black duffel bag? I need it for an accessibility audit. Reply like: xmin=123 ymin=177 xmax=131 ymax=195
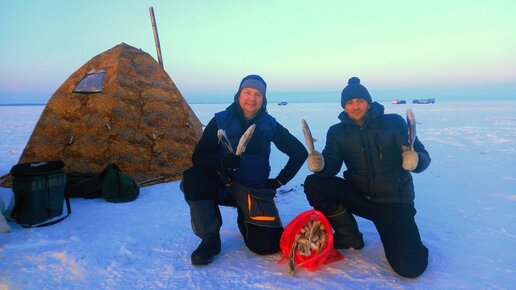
xmin=10 ymin=160 xmax=71 ymax=228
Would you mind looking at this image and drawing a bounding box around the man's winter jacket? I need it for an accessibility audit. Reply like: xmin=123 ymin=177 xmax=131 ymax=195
xmin=215 ymin=106 xmax=276 ymax=187
xmin=316 ymin=102 xmax=430 ymax=205
xmin=192 ymin=103 xmax=307 ymax=189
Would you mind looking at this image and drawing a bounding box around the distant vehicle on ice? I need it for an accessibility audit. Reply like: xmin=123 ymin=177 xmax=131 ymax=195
xmin=278 ymin=101 xmax=288 ymax=106
xmin=392 ymin=99 xmax=406 ymax=104
xmin=412 ymin=98 xmax=435 ymax=104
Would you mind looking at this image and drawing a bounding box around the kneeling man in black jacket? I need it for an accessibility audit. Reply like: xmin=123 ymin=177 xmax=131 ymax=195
xmin=304 ymin=77 xmax=430 ymax=278
xmin=181 ymin=75 xmax=307 ymax=266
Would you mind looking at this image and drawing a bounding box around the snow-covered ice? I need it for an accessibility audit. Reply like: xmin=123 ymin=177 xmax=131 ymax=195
xmin=1 ymin=100 xmax=515 ymax=289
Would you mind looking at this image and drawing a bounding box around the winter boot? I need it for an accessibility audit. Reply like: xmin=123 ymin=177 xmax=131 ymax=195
xmin=187 ymin=200 xmax=223 ymax=265
xmin=191 ymin=233 xmax=221 ymax=265
xmin=327 ymin=208 xmax=364 ymax=250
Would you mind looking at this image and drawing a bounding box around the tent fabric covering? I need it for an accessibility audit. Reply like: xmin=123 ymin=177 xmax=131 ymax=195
xmin=1 ymin=43 xmax=202 ymax=187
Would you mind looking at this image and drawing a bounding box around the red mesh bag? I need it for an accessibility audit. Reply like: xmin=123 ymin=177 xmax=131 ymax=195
xmin=280 ymin=209 xmax=344 ymax=272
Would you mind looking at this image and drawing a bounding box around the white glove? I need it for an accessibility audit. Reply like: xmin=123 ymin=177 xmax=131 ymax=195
xmin=307 ymin=151 xmax=325 ymax=172
xmin=402 ymin=149 xmax=419 ymax=171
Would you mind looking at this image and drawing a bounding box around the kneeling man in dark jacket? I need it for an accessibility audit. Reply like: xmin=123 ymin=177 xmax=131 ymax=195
xmin=181 ymin=75 xmax=307 ymax=266
xmin=304 ymin=77 xmax=430 ymax=278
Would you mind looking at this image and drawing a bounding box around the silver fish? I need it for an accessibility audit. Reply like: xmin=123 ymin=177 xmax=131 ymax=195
xmin=217 ymin=129 xmax=234 ymax=154
xmin=235 ymin=124 xmax=256 ymax=156
xmin=288 ymin=234 xmax=300 ymax=276
xmin=406 ymin=108 xmax=417 ymax=150
xmin=301 ymin=119 xmax=316 ymax=153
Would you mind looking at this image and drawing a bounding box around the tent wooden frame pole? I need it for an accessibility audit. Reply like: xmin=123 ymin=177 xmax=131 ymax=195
xmin=149 ymin=6 xmax=164 ymax=68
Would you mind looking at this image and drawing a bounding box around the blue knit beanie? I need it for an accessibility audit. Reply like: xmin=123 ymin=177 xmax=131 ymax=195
xmin=234 ymin=74 xmax=267 ymax=109
xmin=340 ymin=77 xmax=372 ymax=108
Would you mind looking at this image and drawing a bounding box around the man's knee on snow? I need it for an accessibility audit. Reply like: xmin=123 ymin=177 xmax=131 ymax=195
xmin=387 ymin=246 xmax=429 ymax=278
xmin=244 ymin=224 xmax=283 ymax=255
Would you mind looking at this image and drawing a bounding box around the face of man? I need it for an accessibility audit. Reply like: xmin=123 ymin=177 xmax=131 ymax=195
xmin=344 ymin=98 xmax=370 ymax=125
xmin=238 ymin=87 xmax=264 ymax=119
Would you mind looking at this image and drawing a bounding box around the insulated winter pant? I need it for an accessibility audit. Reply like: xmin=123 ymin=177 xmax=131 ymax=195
xmin=304 ymin=174 xmax=428 ymax=278
xmin=181 ymin=166 xmax=283 ymax=255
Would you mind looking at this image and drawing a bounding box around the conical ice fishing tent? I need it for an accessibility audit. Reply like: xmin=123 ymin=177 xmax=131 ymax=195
xmin=1 ymin=43 xmax=202 ymax=187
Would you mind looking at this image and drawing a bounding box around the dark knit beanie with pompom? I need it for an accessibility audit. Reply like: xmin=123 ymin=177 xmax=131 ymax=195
xmin=340 ymin=77 xmax=372 ymax=108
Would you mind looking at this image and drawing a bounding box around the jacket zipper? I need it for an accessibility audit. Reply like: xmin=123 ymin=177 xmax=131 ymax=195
xmin=361 ymin=127 xmax=375 ymax=198
xmin=376 ymin=134 xmax=384 ymax=160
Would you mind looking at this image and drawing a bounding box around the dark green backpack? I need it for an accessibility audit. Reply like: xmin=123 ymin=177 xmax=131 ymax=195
xmin=101 ymin=164 xmax=140 ymax=203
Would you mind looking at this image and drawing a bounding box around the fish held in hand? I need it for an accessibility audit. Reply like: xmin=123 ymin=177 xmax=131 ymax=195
xmin=301 ymin=119 xmax=316 ymax=153
xmin=235 ymin=124 xmax=256 ymax=156
xmin=217 ymin=129 xmax=234 ymax=154
xmin=406 ymin=108 xmax=416 ymax=151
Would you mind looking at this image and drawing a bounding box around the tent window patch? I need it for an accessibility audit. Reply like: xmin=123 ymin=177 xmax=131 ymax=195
xmin=73 ymin=69 xmax=106 ymax=93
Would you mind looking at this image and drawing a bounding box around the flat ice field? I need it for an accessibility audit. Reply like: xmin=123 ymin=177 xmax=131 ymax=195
xmin=1 ymin=100 xmax=515 ymax=289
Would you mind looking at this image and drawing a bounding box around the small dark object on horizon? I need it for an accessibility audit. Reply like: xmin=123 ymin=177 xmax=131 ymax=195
xmin=412 ymin=98 xmax=435 ymax=104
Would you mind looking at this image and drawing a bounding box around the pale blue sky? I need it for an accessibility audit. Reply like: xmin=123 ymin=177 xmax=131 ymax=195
xmin=1 ymin=0 xmax=515 ymax=104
